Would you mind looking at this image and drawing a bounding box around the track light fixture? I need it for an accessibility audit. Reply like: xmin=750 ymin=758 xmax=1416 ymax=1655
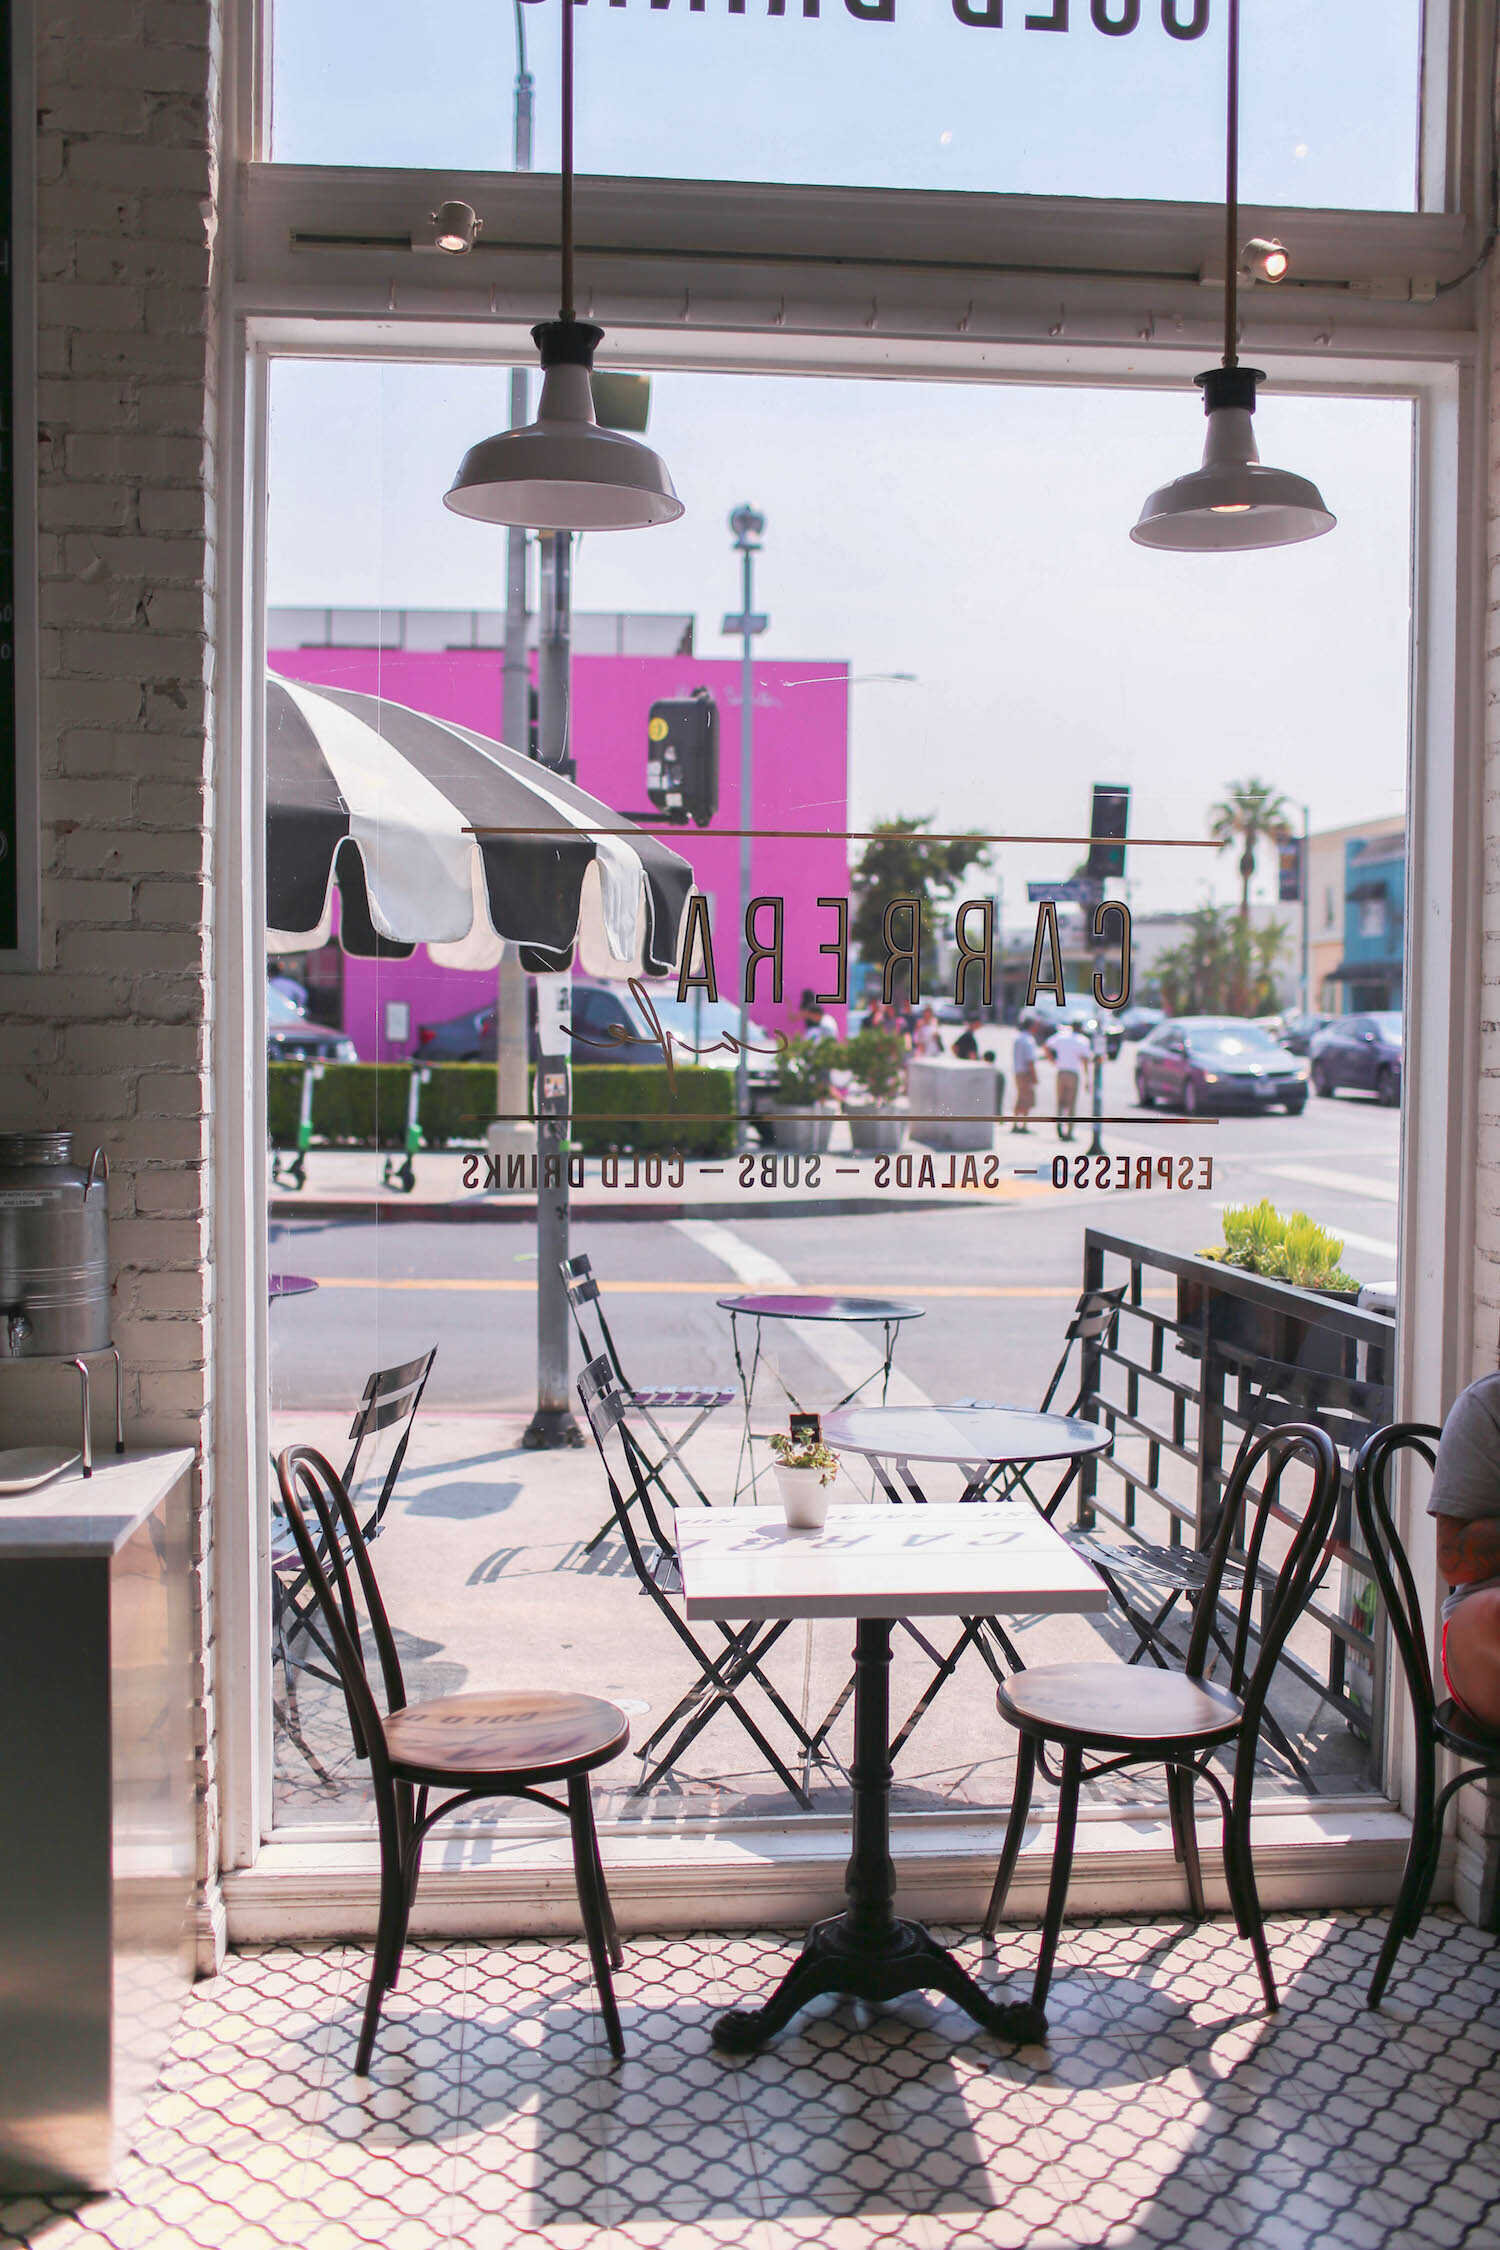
xmin=431 ymin=201 xmax=482 ymax=255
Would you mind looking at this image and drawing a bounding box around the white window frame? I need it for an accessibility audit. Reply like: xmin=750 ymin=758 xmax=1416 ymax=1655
xmin=212 ymin=0 xmax=1493 ymax=1934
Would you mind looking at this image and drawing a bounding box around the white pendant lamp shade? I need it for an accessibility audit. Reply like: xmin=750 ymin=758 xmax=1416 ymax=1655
xmin=445 ymin=319 xmax=682 ymax=533
xmin=1131 ymin=366 xmax=1335 ymax=553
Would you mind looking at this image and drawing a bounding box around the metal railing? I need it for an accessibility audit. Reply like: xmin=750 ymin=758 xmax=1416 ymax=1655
xmin=1075 ymin=1228 xmax=1396 ymax=1770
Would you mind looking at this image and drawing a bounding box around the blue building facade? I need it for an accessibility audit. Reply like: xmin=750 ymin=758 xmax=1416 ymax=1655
xmin=1335 ymin=835 xmax=1404 ymax=1011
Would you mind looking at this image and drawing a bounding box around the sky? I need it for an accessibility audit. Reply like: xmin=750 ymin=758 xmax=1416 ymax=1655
xmin=265 ymin=0 xmax=1422 ymax=922
xmin=270 ymin=0 xmax=1423 ymax=210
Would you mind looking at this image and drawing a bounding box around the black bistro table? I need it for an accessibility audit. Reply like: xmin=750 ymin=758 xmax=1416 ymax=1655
xmin=717 ymin=1292 xmax=924 ymax=1498
xmin=675 ymin=1502 xmax=1108 ymax=2052
xmin=822 ymin=1402 xmax=1115 ymax=1755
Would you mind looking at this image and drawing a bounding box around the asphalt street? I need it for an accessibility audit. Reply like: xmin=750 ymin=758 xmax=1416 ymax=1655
xmin=269 ymin=1056 xmax=1401 ymax=1419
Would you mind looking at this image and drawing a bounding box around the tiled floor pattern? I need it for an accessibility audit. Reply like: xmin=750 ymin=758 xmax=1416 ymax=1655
xmin=6 ymin=1910 xmax=1500 ymax=2248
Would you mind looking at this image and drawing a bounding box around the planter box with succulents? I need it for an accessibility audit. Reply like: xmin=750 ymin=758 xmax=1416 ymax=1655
xmin=1176 ymin=1200 xmax=1365 ymax=1374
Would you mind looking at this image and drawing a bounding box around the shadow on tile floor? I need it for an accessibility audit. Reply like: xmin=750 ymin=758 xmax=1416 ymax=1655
xmin=5 ymin=1914 xmax=1500 ymax=2249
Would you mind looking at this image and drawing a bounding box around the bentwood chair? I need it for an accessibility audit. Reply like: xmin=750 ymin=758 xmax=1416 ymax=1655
xmin=562 ymin=1254 xmax=735 ymax=1551
xmin=577 ymin=1355 xmax=831 ymax=1809
xmin=276 ymin=1444 xmax=629 ymax=2072
xmin=1354 ymin=1422 xmax=1500 ymax=2007
xmin=984 ymin=1423 xmax=1340 ymax=2024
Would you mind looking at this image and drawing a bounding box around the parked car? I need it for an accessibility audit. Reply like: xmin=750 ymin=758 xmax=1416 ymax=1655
xmin=415 ymin=1002 xmax=499 ymax=1061
xmin=1025 ymin=995 xmax=1124 ymax=1061
xmin=1134 ymin=1017 xmax=1308 ymax=1116
xmin=414 ymin=984 xmax=779 ymax=1079
xmin=417 ymin=986 xmax=661 ymax=1064
xmin=1114 ymin=1004 xmax=1165 ymax=1042
xmin=267 ymin=985 xmax=358 ymax=1063
xmin=1308 ymin=1012 xmax=1403 ymax=1104
xmin=1276 ymin=1010 xmax=1332 ymax=1056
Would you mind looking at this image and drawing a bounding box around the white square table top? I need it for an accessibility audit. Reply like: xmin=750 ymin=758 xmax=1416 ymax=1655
xmin=674 ymin=1503 xmax=1110 ymax=1623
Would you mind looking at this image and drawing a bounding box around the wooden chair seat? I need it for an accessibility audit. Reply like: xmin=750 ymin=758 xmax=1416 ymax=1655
xmin=384 ymin=1690 xmax=630 ymax=1785
xmin=996 ymin=1662 xmax=1242 ymax=1750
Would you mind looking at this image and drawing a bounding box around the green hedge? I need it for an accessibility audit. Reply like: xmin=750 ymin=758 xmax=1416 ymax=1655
xmin=267 ymin=1062 xmax=735 ymax=1159
xmin=568 ymin=1067 xmax=734 ymax=1157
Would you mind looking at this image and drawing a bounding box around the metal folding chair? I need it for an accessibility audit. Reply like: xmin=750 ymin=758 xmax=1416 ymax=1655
xmin=977 ymin=1285 xmax=1127 ymax=1513
xmin=577 ymin=1354 xmax=836 ymax=1810
xmin=272 ymin=1346 xmax=438 ymax=1691
xmin=563 ymin=1254 xmax=735 ymax=1552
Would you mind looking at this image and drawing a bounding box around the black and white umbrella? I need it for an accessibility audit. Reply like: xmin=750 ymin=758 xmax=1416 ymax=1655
xmin=266 ymin=672 xmax=694 ymax=977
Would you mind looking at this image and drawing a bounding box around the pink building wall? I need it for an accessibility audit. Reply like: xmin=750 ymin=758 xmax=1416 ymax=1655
xmin=267 ymin=646 xmax=852 ymax=1062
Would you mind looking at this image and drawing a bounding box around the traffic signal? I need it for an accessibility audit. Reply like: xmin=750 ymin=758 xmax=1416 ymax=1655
xmin=1278 ymin=836 xmax=1303 ymax=902
xmin=1085 ymin=784 xmax=1130 ymax=882
xmin=645 ymin=689 xmax=719 ymax=828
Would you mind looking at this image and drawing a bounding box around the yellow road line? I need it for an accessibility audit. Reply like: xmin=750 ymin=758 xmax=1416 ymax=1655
xmin=301 ymin=1277 xmax=1175 ymax=1301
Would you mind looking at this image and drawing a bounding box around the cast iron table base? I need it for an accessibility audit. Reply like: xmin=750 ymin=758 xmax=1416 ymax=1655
xmin=711 ymin=1615 xmax=1047 ymax=2054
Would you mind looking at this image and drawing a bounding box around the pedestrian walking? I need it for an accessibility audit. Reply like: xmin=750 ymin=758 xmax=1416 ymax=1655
xmin=1046 ymin=1019 xmax=1091 ymax=1142
xmin=1011 ymin=1016 xmax=1039 ymax=1132
xmin=911 ymin=1004 xmax=943 ymax=1058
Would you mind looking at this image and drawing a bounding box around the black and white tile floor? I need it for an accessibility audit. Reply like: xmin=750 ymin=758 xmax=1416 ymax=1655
xmin=5 ymin=1910 xmax=1500 ymax=2249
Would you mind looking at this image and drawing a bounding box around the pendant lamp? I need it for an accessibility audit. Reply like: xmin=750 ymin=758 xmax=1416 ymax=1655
xmin=1131 ymin=0 xmax=1333 ymax=553
xmin=444 ymin=1 xmax=682 ymax=533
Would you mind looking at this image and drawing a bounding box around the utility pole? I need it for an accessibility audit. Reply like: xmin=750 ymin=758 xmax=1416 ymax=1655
xmin=525 ymin=528 xmax=582 ymax=1449
xmin=725 ymin=507 xmax=767 ymax=1148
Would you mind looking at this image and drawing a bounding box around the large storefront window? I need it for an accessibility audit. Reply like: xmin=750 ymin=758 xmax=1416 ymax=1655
xmin=263 ymin=356 xmax=1413 ymax=1836
xmin=267 ymin=0 xmax=1424 ymax=211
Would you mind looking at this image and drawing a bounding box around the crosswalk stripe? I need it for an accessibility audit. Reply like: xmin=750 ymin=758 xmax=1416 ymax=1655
xmin=1264 ymin=1161 xmax=1400 ymax=1206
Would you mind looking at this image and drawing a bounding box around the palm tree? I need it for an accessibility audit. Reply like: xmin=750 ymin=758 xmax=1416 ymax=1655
xmin=1209 ymin=779 xmax=1294 ymax=923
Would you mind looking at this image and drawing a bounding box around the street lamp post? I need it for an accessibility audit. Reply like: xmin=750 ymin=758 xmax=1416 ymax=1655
xmin=725 ymin=507 xmax=767 ymax=1149
xmin=1300 ymin=803 xmax=1311 ymax=1016
xmin=489 ymin=11 xmax=535 ymax=1191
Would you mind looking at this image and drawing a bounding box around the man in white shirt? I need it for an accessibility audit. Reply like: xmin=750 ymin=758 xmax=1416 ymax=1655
xmin=1046 ymin=1023 xmax=1092 ymax=1142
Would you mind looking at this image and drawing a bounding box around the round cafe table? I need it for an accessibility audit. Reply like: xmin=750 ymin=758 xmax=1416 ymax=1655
xmin=716 ymin=1293 xmax=924 ymax=1500
xmin=824 ymin=1402 xmax=1107 ymax=1507
xmin=268 ymin=1272 xmax=319 ymax=1304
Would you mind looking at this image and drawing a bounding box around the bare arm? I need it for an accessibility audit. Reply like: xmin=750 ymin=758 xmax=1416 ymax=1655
xmin=1436 ymin=1513 xmax=1500 ymax=1586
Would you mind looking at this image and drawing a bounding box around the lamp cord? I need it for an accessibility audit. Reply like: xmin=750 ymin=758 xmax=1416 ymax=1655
xmin=1223 ymin=0 xmax=1239 ymax=368
xmin=560 ymin=0 xmax=575 ymax=321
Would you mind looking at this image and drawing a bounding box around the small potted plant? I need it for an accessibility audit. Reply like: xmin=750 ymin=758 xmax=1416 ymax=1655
xmin=769 ymin=1428 xmax=840 ymax=1529
xmin=770 ymin=1037 xmax=837 ymax=1153
xmin=840 ymin=1026 xmax=908 ymax=1154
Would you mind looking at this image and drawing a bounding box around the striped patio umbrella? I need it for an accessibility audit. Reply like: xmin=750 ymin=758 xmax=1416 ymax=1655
xmin=266 ymin=672 xmax=694 ymax=977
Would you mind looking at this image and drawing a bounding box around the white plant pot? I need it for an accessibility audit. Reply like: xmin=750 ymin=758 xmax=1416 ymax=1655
xmin=770 ymin=1106 xmax=835 ymax=1154
xmin=774 ymin=1464 xmax=833 ymax=1530
xmin=846 ymin=1109 xmax=906 ymax=1154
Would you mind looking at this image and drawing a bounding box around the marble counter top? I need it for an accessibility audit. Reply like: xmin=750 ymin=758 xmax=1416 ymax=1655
xmin=0 ymin=1448 xmax=196 ymax=1560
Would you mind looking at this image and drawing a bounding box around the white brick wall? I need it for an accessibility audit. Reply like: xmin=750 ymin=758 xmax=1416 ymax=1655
xmin=2 ymin=0 xmax=225 ymax=1965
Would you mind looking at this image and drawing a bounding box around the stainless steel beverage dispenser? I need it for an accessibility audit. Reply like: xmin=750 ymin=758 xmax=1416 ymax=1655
xmin=0 ymin=1132 xmax=122 ymax=1473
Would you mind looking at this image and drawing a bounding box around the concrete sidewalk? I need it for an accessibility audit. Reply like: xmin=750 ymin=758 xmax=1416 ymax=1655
xmin=268 ymin=1141 xmax=1069 ymax=1222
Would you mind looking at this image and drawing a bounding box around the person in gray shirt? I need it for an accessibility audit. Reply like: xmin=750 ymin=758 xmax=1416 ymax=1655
xmin=1427 ymin=1371 xmax=1500 ymax=1728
